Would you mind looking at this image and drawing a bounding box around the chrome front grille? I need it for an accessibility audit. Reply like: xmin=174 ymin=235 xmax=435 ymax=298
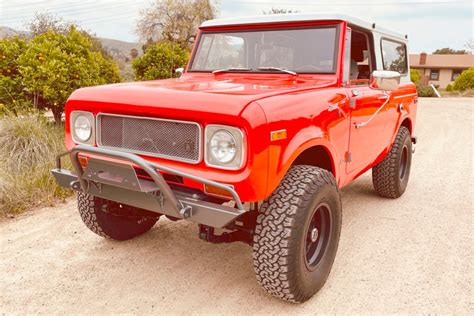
xmin=97 ymin=114 xmax=201 ymax=163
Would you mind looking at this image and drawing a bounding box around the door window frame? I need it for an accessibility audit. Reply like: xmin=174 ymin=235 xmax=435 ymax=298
xmin=344 ymin=27 xmax=374 ymax=86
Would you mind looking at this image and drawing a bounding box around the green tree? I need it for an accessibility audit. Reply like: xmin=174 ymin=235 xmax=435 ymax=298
xmin=432 ymin=47 xmax=467 ymax=55
xmin=137 ymin=0 xmax=216 ymax=48
xmin=18 ymin=26 xmax=121 ymax=122
xmin=28 ymin=12 xmax=110 ymax=58
xmin=132 ymin=42 xmax=189 ymax=80
xmin=0 ymin=36 xmax=29 ymax=114
xmin=453 ymin=67 xmax=474 ymax=91
xmin=410 ymin=69 xmax=421 ymax=84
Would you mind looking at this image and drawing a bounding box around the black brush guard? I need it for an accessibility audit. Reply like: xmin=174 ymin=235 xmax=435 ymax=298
xmin=51 ymin=145 xmax=246 ymax=228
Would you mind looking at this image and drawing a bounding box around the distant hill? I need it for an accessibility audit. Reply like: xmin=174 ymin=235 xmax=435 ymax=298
xmin=99 ymin=37 xmax=142 ymax=61
xmin=0 ymin=26 xmax=28 ymax=38
xmin=0 ymin=26 xmax=142 ymax=61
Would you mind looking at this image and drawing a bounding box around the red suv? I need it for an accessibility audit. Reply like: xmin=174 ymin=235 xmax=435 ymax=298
xmin=53 ymin=13 xmax=417 ymax=302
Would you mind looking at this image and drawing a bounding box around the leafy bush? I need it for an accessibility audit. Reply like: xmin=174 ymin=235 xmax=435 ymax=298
xmin=1 ymin=27 xmax=121 ymax=122
xmin=410 ymin=69 xmax=421 ymax=84
xmin=133 ymin=42 xmax=189 ymax=80
xmin=445 ymin=84 xmax=453 ymax=91
xmin=17 ymin=26 xmax=121 ymax=122
xmin=0 ymin=37 xmax=30 ymax=114
xmin=416 ymin=84 xmax=436 ymax=97
xmin=453 ymin=67 xmax=474 ymax=91
xmin=0 ymin=113 xmax=72 ymax=215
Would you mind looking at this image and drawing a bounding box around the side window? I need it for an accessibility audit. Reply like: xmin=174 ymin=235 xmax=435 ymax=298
xmin=381 ymin=39 xmax=407 ymax=74
xmin=349 ymin=30 xmax=372 ymax=82
xmin=451 ymin=69 xmax=463 ymax=81
xmin=430 ymin=69 xmax=440 ymax=80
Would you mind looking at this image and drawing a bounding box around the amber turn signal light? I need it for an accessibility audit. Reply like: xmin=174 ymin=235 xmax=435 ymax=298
xmin=204 ymin=184 xmax=233 ymax=199
xmin=271 ymin=129 xmax=287 ymax=141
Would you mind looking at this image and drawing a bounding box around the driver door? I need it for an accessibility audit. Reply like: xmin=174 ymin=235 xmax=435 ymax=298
xmin=344 ymin=28 xmax=390 ymax=174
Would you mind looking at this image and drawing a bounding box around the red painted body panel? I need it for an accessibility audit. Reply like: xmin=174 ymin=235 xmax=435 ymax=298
xmin=64 ymin=19 xmax=417 ymax=203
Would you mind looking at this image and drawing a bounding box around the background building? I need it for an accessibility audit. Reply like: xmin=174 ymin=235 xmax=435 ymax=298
xmin=410 ymin=53 xmax=473 ymax=88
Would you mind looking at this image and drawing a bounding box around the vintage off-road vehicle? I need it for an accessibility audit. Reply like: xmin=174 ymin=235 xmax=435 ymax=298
xmin=52 ymin=13 xmax=417 ymax=302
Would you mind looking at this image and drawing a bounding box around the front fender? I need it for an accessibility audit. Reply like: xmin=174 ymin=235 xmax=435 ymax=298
xmin=266 ymin=127 xmax=340 ymax=198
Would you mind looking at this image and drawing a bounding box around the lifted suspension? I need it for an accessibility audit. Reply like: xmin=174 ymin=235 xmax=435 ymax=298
xmin=198 ymin=202 xmax=258 ymax=245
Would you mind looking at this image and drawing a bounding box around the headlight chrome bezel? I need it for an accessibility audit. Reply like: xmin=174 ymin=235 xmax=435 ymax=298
xmin=70 ymin=110 xmax=95 ymax=145
xmin=205 ymin=124 xmax=245 ymax=170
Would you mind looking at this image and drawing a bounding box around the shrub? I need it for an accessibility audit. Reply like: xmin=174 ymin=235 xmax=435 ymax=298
xmin=0 ymin=37 xmax=30 ymax=114
xmin=410 ymin=69 xmax=421 ymax=84
xmin=18 ymin=26 xmax=121 ymax=122
xmin=0 ymin=113 xmax=72 ymax=215
xmin=453 ymin=67 xmax=474 ymax=91
xmin=416 ymin=84 xmax=436 ymax=97
xmin=132 ymin=42 xmax=189 ymax=80
xmin=445 ymin=84 xmax=453 ymax=91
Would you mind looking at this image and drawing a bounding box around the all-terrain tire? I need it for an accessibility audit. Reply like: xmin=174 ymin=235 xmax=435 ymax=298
xmin=372 ymin=126 xmax=412 ymax=198
xmin=253 ymin=165 xmax=342 ymax=303
xmin=77 ymin=192 xmax=159 ymax=241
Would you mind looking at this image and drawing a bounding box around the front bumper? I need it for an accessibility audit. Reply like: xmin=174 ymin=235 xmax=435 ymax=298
xmin=51 ymin=145 xmax=246 ymax=228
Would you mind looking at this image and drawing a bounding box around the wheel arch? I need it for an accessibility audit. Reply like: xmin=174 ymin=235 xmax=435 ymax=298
xmin=400 ymin=117 xmax=413 ymax=134
xmin=266 ymin=135 xmax=340 ymax=198
xmin=291 ymin=145 xmax=335 ymax=175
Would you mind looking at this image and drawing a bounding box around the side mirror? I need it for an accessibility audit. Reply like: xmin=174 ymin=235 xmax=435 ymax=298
xmin=370 ymin=70 xmax=400 ymax=91
xmin=175 ymin=67 xmax=184 ymax=77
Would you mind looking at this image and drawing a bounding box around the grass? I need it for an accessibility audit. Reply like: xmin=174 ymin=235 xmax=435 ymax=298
xmin=0 ymin=113 xmax=72 ymax=216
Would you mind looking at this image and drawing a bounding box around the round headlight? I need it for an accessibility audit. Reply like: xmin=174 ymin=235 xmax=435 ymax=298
xmin=74 ymin=115 xmax=92 ymax=142
xmin=209 ymin=130 xmax=237 ymax=163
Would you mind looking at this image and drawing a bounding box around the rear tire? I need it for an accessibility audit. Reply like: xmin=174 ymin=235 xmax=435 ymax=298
xmin=372 ymin=126 xmax=412 ymax=198
xmin=77 ymin=193 xmax=159 ymax=241
xmin=252 ymin=165 xmax=342 ymax=303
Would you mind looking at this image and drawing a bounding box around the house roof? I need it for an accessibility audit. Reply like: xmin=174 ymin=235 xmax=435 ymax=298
xmin=200 ymin=13 xmax=406 ymax=40
xmin=410 ymin=54 xmax=474 ymax=69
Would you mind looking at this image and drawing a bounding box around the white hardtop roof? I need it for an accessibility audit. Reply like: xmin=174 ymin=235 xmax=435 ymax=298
xmin=200 ymin=12 xmax=406 ymax=40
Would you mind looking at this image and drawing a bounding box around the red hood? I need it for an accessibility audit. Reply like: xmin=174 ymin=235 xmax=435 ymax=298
xmin=68 ymin=73 xmax=337 ymax=118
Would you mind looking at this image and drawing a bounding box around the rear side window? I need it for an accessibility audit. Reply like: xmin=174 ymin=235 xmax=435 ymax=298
xmin=381 ymin=39 xmax=407 ymax=74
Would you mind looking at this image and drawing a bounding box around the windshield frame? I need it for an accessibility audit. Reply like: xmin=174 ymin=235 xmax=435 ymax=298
xmin=188 ymin=24 xmax=341 ymax=75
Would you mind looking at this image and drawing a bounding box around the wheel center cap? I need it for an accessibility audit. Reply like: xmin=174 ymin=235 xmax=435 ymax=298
xmin=310 ymin=228 xmax=319 ymax=242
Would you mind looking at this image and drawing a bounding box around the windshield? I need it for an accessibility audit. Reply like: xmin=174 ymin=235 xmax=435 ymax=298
xmin=190 ymin=26 xmax=338 ymax=74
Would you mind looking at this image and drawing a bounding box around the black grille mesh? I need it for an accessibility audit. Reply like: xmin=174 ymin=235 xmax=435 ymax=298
xmin=98 ymin=114 xmax=201 ymax=163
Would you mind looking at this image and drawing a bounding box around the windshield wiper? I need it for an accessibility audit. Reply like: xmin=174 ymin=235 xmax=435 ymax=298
xmin=257 ymin=67 xmax=297 ymax=76
xmin=212 ymin=67 xmax=252 ymax=74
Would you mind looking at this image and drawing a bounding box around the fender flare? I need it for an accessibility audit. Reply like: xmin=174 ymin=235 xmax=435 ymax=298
xmin=266 ymin=126 xmax=341 ymax=197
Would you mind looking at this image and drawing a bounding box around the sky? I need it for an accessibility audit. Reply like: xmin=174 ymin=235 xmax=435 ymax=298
xmin=1 ymin=0 xmax=473 ymax=53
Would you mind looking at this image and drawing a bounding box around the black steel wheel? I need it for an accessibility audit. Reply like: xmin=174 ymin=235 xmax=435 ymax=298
xmin=305 ymin=203 xmax=332 ymax=271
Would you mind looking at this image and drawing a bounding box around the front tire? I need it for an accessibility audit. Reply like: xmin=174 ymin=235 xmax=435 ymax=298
xmin=372 ymin=126 xmax=412 ymax=198
xmin=252 ymin=165 xmax=342 ymax=303
xmin=77 ymin=193 xmax=159 ymax=241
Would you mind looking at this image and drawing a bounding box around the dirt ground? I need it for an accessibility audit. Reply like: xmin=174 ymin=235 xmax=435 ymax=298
xmin=1 ymin=98 xmax=472 ymax=314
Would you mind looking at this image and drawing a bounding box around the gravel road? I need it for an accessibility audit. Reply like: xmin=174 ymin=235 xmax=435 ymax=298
xmin=1 ymin=98 xmax=472 ymax=314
